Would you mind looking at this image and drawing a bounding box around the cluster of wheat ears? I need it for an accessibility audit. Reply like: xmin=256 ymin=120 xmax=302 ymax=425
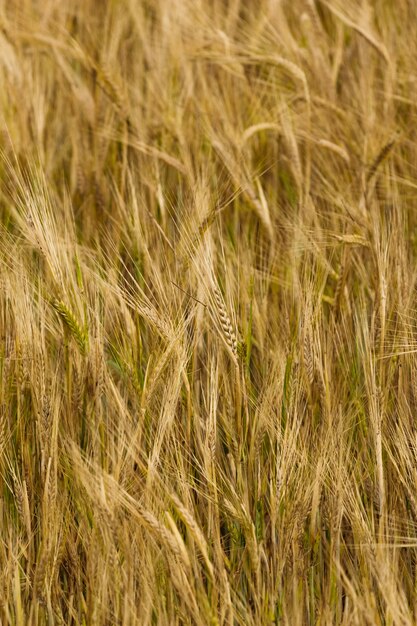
xmin=1 ymin=0 xmax=417 ymax=624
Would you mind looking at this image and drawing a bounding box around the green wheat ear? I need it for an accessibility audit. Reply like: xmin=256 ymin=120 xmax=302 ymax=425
xmin=237 ymin=340 xmax=247 ymax=360
xmin=52 ymin=299 xmax=88 ymax=355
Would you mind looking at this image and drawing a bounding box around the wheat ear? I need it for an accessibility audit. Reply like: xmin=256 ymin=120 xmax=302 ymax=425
xmin=52 ymin=299 xmax=88 ymax=355
xmin=212 ymin=283 xmax=238 ymax=364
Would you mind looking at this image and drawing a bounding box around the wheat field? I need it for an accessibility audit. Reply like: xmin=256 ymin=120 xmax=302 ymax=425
xmin=1 ymin=1 xmax=417 ymax=624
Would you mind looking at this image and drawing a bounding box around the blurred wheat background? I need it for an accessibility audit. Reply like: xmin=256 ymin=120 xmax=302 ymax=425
xmin=1 ymin=0 xmax=417 ymax=624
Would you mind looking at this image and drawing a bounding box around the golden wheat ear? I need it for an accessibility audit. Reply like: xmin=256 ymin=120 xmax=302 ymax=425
xmin=211 ymin=282 xmax=239 ymax=365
